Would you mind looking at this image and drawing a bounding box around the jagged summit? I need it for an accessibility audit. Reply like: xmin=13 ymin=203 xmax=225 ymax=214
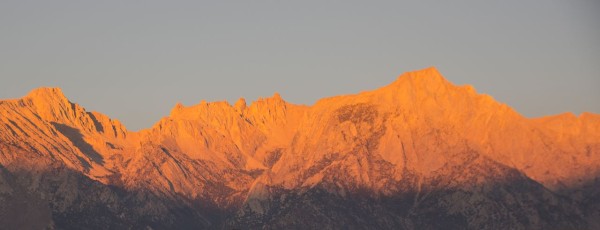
xmin=6 ymin=67 xmax=595 ymax=132
xmin=24 ymin=87 xmax=70 ymax=106
xmin=26 ymin=87 xmax=66 ymax=98
xmin=252 ymin=91 xmax=286 ymax=105
xmin=392 ymin=66 xmax=449 ymax=86
xmin=394 ymin=67 xmax=459 ymax=99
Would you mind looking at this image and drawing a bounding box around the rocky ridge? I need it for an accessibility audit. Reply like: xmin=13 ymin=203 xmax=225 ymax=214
xmin=0 ymin=67 xmax=599 ymax=229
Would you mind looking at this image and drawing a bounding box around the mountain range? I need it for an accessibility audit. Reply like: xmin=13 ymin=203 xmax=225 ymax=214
xmin=0 ymin=67 xmax=599 ymax=229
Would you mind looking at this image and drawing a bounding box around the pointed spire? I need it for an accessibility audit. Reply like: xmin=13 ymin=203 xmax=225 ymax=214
xmin=169 ymin=102 xmax=185 ymax=116
xmin=234 ymin=97 xmax=247 ymax=111
xmin=270 ymin=92 xmax=285 ymax=104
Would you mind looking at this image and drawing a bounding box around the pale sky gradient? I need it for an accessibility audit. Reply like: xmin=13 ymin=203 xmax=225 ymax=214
xmin=1 ymin=1 xmax=598 ymax=131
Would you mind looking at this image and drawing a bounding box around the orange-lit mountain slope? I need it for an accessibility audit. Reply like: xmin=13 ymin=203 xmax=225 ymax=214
xmin=0 ymin=67 xmax=598 ymax=229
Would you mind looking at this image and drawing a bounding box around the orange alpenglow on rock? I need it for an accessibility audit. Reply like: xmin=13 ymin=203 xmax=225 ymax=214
xmin=0 ymin=67 xmax=598 ymax=229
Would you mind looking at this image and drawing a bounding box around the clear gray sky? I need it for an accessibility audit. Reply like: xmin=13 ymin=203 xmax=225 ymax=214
xmin=1 ymin=1 xmax=598 ymax=131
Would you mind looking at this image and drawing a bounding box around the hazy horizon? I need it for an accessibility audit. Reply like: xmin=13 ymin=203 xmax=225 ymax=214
xmin=1 ymin=1 xmax=598 ymax=130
